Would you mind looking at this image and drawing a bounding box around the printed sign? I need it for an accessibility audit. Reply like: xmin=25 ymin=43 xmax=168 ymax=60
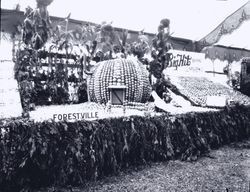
xmin=168 ymin=52 xmax=192 ymax=69
xmin=206 ymin=95 xmax=227 ymax=107
xmin=0 ymin=61 xmax=23 ymax=118
xmin=166 ymin=50 xmax=205 ymax=71
xmin=52 ymin=111 xmax=99 ymax=122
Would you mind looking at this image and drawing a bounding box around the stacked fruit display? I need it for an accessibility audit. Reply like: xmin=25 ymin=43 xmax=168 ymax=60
xmin=173 ymin=76 xmax=250 ymax=106
xmin=88 ymin=58 xmax=151 ymax=104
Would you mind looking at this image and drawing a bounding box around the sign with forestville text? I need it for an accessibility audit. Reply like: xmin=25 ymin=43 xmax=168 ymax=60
xmin=53 ymin=111 xmax=99 ymax=122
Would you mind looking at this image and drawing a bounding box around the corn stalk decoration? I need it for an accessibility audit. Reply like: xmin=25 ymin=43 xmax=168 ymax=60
xmin=130 ymin=30 xmax=151 ymax=62
xmin=79 ymin=22 xmax=129 ymax=102
xmin=150 ymin=18 xmax=173 ymax=80
xmin=19 ymin=0 xmax=53 ymax=76
xmin=14 ymin=0 xmax=53 ymax=115
xmin=96 ymin=22 xmax=117 ymax=60
xmin=22 ymin=0 xmax=52 ymax=49
xmin=50 ymin=13 xmax=74 ymax=86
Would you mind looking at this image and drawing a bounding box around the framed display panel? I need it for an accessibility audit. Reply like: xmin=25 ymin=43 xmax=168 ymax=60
xmin=108 ymin=85 xmax=127 ymax=105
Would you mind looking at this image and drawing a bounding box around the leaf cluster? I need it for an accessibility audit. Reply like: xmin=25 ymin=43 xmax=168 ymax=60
xmin=0 ymin=105 xmax=250 ymax=191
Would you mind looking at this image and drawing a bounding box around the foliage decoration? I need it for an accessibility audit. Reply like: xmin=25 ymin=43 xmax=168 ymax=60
xmin=150 ymin=18 xmax=173 ymax=80
xmin=0 ymin=105 xmax=250 ymax=191
xmin=14 ymin=0 xmax=53 ymax=114
xmin=22 ymin=3 xmax=51 ymax=50
xmin=130 ymin=30 xmax=151 ymax=62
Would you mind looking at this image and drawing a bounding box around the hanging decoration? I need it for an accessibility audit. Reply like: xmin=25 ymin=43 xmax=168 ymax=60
xmin=199 ymin=1 xmax=250 ymax=49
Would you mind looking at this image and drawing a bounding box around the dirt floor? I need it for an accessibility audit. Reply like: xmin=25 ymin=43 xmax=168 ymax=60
xmin=39 ymin=139 xmax=250 ymax=192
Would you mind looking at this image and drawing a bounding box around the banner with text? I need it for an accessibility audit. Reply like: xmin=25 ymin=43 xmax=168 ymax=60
xmin=165 ymin=50 xmax=205 ymax=74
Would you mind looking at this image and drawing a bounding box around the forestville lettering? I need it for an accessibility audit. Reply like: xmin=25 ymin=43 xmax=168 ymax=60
xmin=53 ymin=112 xmax=99 ymax=121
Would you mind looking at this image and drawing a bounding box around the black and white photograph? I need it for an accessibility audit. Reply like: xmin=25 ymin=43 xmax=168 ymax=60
xmin=1 ymin=0 xmax=250 ymax=191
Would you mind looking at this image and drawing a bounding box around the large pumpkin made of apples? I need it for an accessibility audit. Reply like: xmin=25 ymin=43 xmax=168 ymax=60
xmin=88 ymin=58 xmax=151 ymax=104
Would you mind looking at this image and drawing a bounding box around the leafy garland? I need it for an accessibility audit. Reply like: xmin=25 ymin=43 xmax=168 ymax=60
xmin=15 ymin=1 xmax=52 ymax=115
xmin=0 ymin=104 xmax=249 ymax=191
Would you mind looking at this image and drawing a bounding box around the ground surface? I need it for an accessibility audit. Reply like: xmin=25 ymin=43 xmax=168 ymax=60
xmin=39 ymin=139 xmax=250 ymax=192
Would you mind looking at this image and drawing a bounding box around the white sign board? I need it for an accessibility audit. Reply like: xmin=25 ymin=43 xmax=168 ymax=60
xmin=206 ymin=95 xmax=227 ymax=107
xmin=165 ymin=50 xmax=205 ymax=74
xmin=0 ymin=61 xmax=22 ymax=118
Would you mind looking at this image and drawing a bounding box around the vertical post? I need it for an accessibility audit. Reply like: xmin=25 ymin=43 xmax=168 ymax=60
xmin=87 ymin=78 xmax=91 ymax=103
xmin=213 ymin=58 xmax=215 ymax=77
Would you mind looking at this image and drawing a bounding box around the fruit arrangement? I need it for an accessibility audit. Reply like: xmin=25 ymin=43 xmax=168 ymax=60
xmin=173 ymin=76 xmax=250 ymax=106
xmin=88 ymin=58 xmax=151 ymax=104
